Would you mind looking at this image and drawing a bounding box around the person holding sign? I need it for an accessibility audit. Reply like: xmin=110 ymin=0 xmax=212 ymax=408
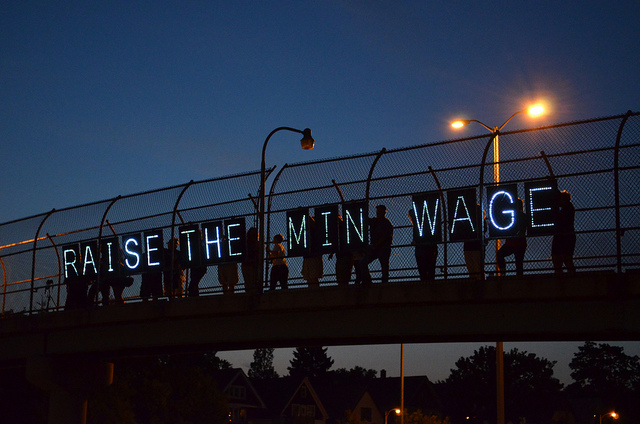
xmin=359 ymin=204 xmax=394 ymax=286
xmin=268 ymin=234 xmax=289 ymax=290
xmin=552 ymin=190 xmax=576 ymax=276
xmin=496 ymin=198 xmax=528 ymax=277
xmin=163 ymin=238 xmax=185 ymax=298
xmin=408 ymin=208 xmax=438 ymax=282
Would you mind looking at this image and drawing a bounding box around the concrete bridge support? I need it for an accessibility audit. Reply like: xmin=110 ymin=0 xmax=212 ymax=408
xmin=26 ymin=355 xmax=113 ymax=424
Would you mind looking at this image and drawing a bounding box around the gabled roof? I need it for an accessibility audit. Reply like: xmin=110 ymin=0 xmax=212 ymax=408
xmin=250 ymin=373 xmax=442 ymax=421
xmin=211 ymin=368 xmax=266 ymax=409
xmin=283 ymin=377 xmax=330 ymax=419
xmin=307 ymin=375 xmax=370 ymax=418
xmin=250 ymin=376 xmax=301 ymax=416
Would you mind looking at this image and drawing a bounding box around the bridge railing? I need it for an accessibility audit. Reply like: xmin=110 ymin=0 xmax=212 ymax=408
xmin=0 ymin=112 xmax=638 ymax=315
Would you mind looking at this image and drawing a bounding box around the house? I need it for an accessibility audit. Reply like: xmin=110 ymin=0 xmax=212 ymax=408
xmin=265 ymin=373 xmax=442 ymax=424
xmin=212 ymin=368 xmax=267 ymax=424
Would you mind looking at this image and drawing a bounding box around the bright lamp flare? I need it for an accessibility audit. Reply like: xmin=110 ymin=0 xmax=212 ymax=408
xmin=528 ymin=105 xmax=544 ymax=116
xmin=451 ymin=121 xmax=465 ymax=128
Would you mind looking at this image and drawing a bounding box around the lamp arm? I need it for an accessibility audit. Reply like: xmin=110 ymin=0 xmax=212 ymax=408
xmin=497 ymin=108 xmax=527 ymax=132
xmin=469 ymin=119 xmax=494 ymax=133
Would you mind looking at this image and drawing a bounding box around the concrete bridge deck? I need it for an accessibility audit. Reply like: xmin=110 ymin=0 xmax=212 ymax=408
xmin=2 ymin=271 xmax=639 ymax=364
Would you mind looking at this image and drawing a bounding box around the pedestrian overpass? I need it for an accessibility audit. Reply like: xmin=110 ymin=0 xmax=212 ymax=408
xmin=1 ymin=112 xmax=639 ymax=423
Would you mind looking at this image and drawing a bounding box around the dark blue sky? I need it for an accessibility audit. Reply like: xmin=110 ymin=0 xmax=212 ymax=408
xmin=2 ymin=1 xmax=639 ymax=381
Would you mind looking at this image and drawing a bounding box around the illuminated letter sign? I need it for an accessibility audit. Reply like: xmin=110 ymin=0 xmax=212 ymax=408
xmin=287 ymin=208 xmax=309 ymax=257
xmin=341 ymin=202 xmax=368 ymax=251
xmin=63 ymin=244 xmax=81 ymax=279
xmin=100 ymin=237 xmax=120 ymax=278
xmin=81 ymin=241 xmax=98 ymax=276
xmin=448 ymin=188 xmax=479 ymax=241
xmin=122 ymin=233 xmax=143 ymax=273
xmin=487 ymin=184 xmax=519 ymax=238
xmin=411 ymin=192 xmax=442 ymax=243
xmin=225 ymin=218 xmax=246 ymax=261
xmin=314 ymin=204 xmax=339 ymax=254
xmin=144 ymin=230 xmax=164 ymax=271
xmin=179 ymin=224 xmax=202 ymax=267
xmin=202 ymin=221 xmax=224 ymax=264
xmin=525 ymin=180 xmax=557 ymax=236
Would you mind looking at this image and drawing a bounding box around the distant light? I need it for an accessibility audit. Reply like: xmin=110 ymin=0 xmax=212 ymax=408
xmin=528 ymin=104 xmax=545 ymax=117
xmin=611 ymin=412 xmax=618 ymax=419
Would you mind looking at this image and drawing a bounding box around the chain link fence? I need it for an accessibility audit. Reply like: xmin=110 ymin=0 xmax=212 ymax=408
xmin=1 ymin=112 xmax=638 ymax=315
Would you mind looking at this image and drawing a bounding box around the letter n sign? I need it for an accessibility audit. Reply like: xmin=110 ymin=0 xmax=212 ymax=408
xmin=487 ymin=184 xmax=519 ymax=238
xmin=411 ymin=191 xmax=442 ymax=243
xmin=448 ymin=188 xmax=479 ymax=241
xmin=287 ymin=208 xmax=310 ymax=257
xmin=525 ymin=180 xmax=558 ymax=236
xmin=341 ymin=201 xmax=368 ymax=252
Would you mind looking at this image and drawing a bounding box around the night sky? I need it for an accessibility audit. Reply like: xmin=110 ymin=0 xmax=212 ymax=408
xmin=2 ymin=1 xmax=639 ymax=383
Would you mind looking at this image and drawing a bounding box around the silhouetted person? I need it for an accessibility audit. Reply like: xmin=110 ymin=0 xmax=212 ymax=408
xmin=552 ymin=190 xmax=576 ymax=276
xmin=242 ymin=226 xmax=260 ymax=295
xmin=408 ymin=208 xmax=438 ymax=282
xmin=302 ymin=215 xmax=323 ymax=288
xmin=141 ymin=269 xmax=163 ymax=300
xmin=106 ymin=276 xmax=134 ymax=304
xmin=464 ymin=204 xmax=486 ymax=281
xmin=359 ymin=204 xmax=393 ymax=285
xmin=219 ymin=262 xmax=238 ymax=294
xmin=187 ymin=265 xmax=207 ymax=296
xmin=496 ymin=198 xmax=528 ymax=277
xmin=164 ymin=238 xmax=184 ymax=298
xmin=330 ymin=215 xmax=355 ymax=286
xmin=91 ymin=275 xmax=133 ymax=305
xmin=268 ymin=234 xmax=288 ymax=290
xmin=65 ymin=274 xmax=92 ymax=309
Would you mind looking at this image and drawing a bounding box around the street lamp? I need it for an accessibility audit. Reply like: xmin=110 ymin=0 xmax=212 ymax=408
xmin=385 ymin=408 xmax=401 ymax=424
xmin=597 ymin=412 xmax=618 ymax=424
xmin=451 ymin=104 xmax=545 ymax=186
xmin=451 ymin=104 xmax=545 ymax=424
xmin=258 ymin=127 xmax=314 ymax=289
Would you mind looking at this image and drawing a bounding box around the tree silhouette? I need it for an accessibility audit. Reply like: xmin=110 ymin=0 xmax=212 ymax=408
xmin=87 ymin=354 xmax=230 ymax=424
xmin=440 ymin=345 xmax=562 ymax=424
xmin=288 ymin=346 xmax=334 ymax=379
xmin=567 ymin=341 xmax=640 ymax=420
xmin=249 ymin=348 xmax=279 ymax=379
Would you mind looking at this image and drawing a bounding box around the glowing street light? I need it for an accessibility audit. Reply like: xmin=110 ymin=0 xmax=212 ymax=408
xmin=597 ymin=412 xmax=618 ymax=424
xmin=451 ymin=103 xmax=546 ymax=255
xmin=451 ymin=103 xmax=546 ymax=424
xmin=258 ymin=127 xmax=314 ymax=289
xmin=385 ymin=408 xmax=401 ymax=424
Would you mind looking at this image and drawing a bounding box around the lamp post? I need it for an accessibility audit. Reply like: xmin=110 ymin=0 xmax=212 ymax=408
xmin=451 ymin=104 xmax=545 ymax=424
xmin=258 ymin=127 xmax=314 ymax=289
xmin=385 ymin=408 xmax=401 ymax=424
xmin=598 ymin=412 xmax=618 ymax=424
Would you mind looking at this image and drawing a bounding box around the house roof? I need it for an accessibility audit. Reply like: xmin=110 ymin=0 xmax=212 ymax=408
xmin=249 ymin=373 xmax=442 ymax=420
xmin=211 ymin=368 xmax=266 ymax=409
xmin=250 ymin=376 xmax=301 ymax=414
